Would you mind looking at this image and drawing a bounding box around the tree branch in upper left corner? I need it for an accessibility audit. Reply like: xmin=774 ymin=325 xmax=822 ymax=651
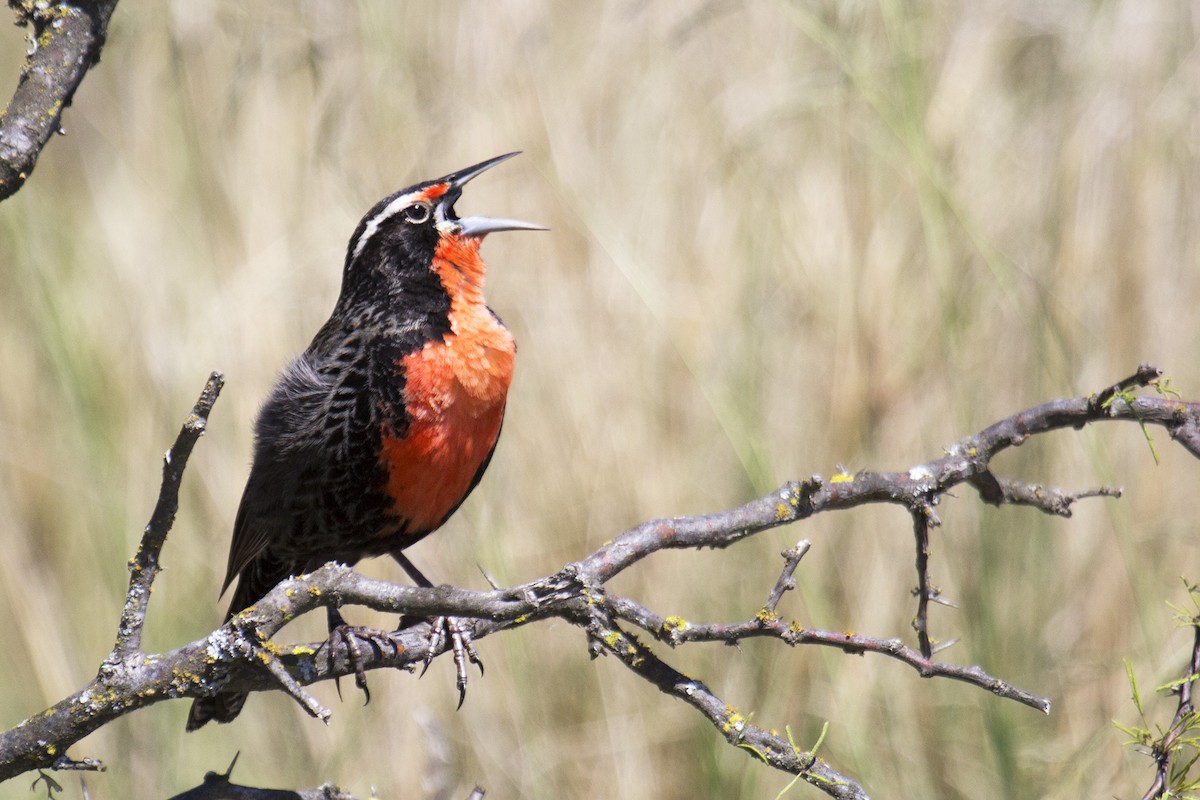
xmin=0 ymin=0 xmax=119 ymax=202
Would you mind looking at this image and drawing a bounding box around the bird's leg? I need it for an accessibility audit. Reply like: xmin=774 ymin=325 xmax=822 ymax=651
xmin=390 ymin=550 xmax=483 ymax=707
xmin=323 ymin=605 xmax=400 ymax=704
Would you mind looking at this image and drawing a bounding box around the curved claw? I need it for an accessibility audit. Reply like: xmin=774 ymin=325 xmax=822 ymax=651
xmin=412 ymin=615 xmax=483 ymax=707
xmin=324 ymin=624 xmax=398 ymax=706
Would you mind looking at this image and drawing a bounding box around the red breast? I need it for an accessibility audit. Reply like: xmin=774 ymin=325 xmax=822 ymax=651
xmin=379 ymin=234 xmax=515 ymax=533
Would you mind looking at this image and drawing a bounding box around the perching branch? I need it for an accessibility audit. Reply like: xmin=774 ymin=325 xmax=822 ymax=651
xmin=0 ymin=0 xmax=119 ymax=201
xmin=1 ymin=364 xmax=1197 ymax=799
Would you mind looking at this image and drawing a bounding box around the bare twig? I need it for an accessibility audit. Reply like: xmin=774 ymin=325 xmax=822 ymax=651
xmin=110 ymin=371 xmax=224 ymax=661
xmin=764 ymin=540 xmax=810 ymax=614
xmin=977 ymin=477 xmax=1122 ymax=517
xmin=1 ymin=0 xmax=120 ymax=201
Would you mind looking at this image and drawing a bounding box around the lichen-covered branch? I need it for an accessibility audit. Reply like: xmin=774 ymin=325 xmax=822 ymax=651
xmin=0 ymin=365 xmax=1196 ymax=798
xmin=0 ymin=0 xmax=119 ymax=201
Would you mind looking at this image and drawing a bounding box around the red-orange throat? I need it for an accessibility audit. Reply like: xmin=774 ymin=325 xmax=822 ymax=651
xmin=378 ymin=232 xmax=515 ymax=533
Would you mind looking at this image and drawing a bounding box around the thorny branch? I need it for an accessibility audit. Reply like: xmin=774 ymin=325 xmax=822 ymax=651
xmin=1 ymin=364 xmax=1197 ymax=799
xmin=1 ymin=0 xmax=119 ymax=201
xmin=162 ymin=752 xmax=489 ymax=800
xmin=166 ymin=753 xmax=359 ymax=800
xmin=910 ymin=505 xmax=935 ymax=659
xmin=1139 ymin=594 xmax=1200 ymax=800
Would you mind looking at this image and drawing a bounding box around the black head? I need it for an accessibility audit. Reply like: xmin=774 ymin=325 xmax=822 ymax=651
xmin=339 ymin=153 xmax=543 ymax=304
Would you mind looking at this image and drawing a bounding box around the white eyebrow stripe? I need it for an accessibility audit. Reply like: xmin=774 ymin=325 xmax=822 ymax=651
xmin=350 ymin=191 xmax=420 ymax=263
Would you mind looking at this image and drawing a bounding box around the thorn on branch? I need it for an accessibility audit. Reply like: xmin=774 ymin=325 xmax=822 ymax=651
xmin=925 ymin=586 xmax=958 ymax=609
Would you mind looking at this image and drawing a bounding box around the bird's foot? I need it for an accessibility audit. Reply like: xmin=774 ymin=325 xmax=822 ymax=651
xmin=324 ymin=624 xmax=400 ymax=704
xmin=401 ymin=615 xmax=483 ymax=707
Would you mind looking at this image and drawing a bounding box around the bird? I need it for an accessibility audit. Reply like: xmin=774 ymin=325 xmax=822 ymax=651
xmin=186 ymin=152 xmax=543 ymax=731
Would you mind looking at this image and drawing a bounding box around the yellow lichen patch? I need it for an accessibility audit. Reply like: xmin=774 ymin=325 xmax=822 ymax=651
xmin=775 ymin=502 xmax=790 ymax=519
xmin=291 ymin=645 xmax=317 ymax=656
xmin=756 ymin=608 xmax=780 ymax=625
xmin=662 ymin=616 xmax=689 ymax=634
xmin=172 ymin=667 xmax=202 ymax=686
xmin=722 ymin=706 xmax=747 ymax=735
xmin=307 ymin=586 xmax=322 ymax=597
xmin=603 ymin=631 xmax=641 ymax=665
xmin=830 ymin=472 xmax=853 ymax=484
xmin=788 ymin=620 xmax=805 ymax=634
xmin=512 ymin=614 xmax=528 ymax=625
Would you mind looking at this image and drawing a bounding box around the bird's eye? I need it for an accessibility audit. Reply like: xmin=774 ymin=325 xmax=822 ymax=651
xmin=402 ymin=202 xmax=432 ymax=225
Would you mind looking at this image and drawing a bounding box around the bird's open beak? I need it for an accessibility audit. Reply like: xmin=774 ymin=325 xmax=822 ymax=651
xmin=437 ymin=152 xmax=547 ymax=238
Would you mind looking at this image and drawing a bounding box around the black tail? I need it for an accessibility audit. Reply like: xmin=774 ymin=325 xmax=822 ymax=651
xmin=185 ymin=559 xmax=280 ymax=731
xmin=185 ymin=690 xmax=248 ymax=731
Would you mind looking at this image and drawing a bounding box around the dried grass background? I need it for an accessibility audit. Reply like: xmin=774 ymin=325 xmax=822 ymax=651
xmin=1 ymin=2 xmax=1199 ymax=798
